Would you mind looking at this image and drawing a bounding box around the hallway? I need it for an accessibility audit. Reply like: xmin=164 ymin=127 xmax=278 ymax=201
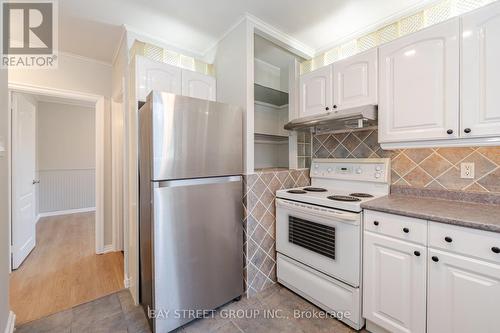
xmin=10 ymin=212 xmax=124 ymax=325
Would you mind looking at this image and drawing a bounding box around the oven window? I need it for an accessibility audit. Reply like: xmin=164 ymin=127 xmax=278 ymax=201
xmin=288 ymin=216 xmax=335 ymax=260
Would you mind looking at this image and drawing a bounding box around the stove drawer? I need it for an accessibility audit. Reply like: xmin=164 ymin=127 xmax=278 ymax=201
xmin=364 ymin=210 xmax=427 ymax=246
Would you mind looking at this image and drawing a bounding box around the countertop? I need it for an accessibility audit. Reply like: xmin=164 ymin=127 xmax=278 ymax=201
xmin=361 ymin=194 xmax=500 ymax=233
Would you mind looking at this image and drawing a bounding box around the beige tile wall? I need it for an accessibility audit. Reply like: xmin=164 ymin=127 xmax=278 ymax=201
xmin=243 ymin=169 xmax=310 ymax=297
xmin=313 ymin=129 xmax=500 ymax=194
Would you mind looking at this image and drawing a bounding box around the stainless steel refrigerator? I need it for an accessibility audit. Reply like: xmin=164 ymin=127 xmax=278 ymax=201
xmin=138 ymin=92 xmax=244 ymax=333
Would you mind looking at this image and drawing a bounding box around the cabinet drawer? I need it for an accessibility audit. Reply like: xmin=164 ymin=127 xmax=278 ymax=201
xmin=364 ymin=210 xmax=427 ymax=245
xmin=429 ymin=222 xmax=500 ymax=263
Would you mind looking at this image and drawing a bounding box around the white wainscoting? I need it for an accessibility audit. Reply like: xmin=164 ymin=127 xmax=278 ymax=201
xmin=38 ymin=169 xmax=95 ymax=214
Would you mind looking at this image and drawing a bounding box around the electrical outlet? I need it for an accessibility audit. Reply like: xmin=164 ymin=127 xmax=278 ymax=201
xmin=461 ymin=162 xmax=475 ymax=179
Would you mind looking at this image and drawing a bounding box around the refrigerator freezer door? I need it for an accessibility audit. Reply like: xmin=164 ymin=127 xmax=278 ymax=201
xmin=152 ymin=176 xmax=244 ymax=333
xmin=150 ymin=92 xmax=243 ymax=181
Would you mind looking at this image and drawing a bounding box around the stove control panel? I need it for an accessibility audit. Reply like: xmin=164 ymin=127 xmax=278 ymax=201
xmin=310 ymin=159 xmax=390 ymax=183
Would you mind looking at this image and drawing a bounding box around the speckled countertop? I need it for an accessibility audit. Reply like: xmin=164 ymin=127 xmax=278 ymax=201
xmin=361 ymin=187 xmax=500 ymax=233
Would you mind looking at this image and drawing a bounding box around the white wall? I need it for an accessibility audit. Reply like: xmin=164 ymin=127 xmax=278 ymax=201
xmin=9 ymin=53 xmax=114 ymax=245
xmin=0 ymin=4 xmax=12 ymax=330
xmin=214 ymin=19 xmax=254 ymax=173
xmin=37 ymin=102 xmax=96 ymax=213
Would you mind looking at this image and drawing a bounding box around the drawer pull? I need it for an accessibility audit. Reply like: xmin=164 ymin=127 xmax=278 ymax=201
xmin=445 ymin=236 xmax=453 ymax=243
xmin=403 ymin=227 xmax=410 ymax=233
xmin=492 ymin=247 xmax=500 ymax=254
xmin=414 ymin=251 xmax=421 ymax=257
xmin=432 ymin=256 xmax=439 ymax=262
xmin=373 ymin=221 xmax=379 ymax=226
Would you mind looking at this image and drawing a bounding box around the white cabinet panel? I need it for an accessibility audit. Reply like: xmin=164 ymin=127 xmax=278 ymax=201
xmin=182 ymin=70 xmax=216 ymax=101
xmin=379 ymin=19 xmax=460 ymax=143
xmin=461 ymin=2 xmax=500 ymax=138
xmin=363 ymin=232 xmax=426 ymax=333
xmin=299 ymin=66 xmax=332 ymax=118
xmin=333 ymin=49 xmax=377 ymax=110
xmin=428 ymin=249 xmax=500 ymax=333
xmin=137 ymin=56 xmax=182 ymax=101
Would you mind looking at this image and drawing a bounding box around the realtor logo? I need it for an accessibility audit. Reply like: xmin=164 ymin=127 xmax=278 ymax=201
xmin=2 ymin=0 xmax=58 ymax=68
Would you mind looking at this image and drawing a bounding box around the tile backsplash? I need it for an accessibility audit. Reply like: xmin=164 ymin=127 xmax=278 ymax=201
xmin=313 ymin=129 xmax=500 ymax=194
xmin=243 ymin=169 xmax=310 ymax=297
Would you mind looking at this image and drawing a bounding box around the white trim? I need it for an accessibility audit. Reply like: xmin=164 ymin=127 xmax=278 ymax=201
xmin=380 ymin=137 xmax=500 ymax=150
xmin=124 ymin=276 xmax=131 ymax=288
xmin=37 ymin=207 xmax=96 ymax=219
xmin=7 ymin=83 xmax=105 ymax=258
xmin=3 ymin=311 xmax=15 ymax=333
xmin=58 ymin=51 xmax=112 ymax=67
xmin=111 ymin=26 xmax=127 ymax=66
xmin=101 ymin=244 xmax=115 ymax=254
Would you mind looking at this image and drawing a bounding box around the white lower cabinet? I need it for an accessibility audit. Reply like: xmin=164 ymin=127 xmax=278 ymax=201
xmin=363 ymin=231 xmax=427 ymax=333
xmin=427 ymin=250 xmax=500 ymax=333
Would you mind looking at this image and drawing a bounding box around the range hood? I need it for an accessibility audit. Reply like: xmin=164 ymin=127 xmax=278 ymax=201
xmin=284 ymin=105 xmax=378 ymax=132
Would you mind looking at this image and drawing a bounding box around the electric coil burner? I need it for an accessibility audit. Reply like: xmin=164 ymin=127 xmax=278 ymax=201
xmin=303 ymin=187 xmax=328 ymax=192
xmin=350 ymin=193 xmax=374 ymax=198
xmin=327 ymin=195 xmax=361 ymax=202
xmin=287 ymin=189 xmax=307 ymax=194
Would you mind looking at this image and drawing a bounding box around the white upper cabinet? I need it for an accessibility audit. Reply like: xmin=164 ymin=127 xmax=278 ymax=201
xmin=182 ymin=70 xmax=216 ymax=101
xmin=333 ymin=48 xmax=378 ymax=110
xmin=461 ymin=1 xmax=500 ymax=138
xmin=427 ymin=249 xmax=500 ymax=333
xmin=137 ymin=56 xmax=182 ymax=101
xmin=363 ymin=232 xmax=427 ymax=333
xmin=379 ymin=18 xmax=460 ymax=143
xmin=299 ymin=65 xmax=332 ymax=118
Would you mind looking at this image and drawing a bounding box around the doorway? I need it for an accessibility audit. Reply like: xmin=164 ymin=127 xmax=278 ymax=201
xmin=8 ymin=87 xmax=124 ymax=325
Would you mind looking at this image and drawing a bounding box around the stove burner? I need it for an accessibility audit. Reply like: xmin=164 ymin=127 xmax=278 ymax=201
xmin=350 ymin=193 xmax=374 ymax=198
xmin=327 ymin=195 xmax=361 ymax=202
xmin=303 ymin=187 xmax=328 ymax=192
xmin=287 ymin=190 xmax=307 ymax=194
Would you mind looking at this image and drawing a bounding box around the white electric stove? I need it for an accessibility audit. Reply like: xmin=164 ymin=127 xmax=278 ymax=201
xmin=275 ymin=158 xmax=391 ymax=330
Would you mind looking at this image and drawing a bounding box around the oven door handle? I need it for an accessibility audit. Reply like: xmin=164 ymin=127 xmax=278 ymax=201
xmin=276 ymin=199 xmax=360 ymax=225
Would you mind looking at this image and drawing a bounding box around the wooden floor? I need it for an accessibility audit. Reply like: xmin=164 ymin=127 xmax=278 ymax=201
xmin=10 ymin=212 xmax=124 ymax=325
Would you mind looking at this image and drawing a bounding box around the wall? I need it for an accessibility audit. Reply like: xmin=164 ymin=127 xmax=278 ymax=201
xmin=313 ymin=129 xmax=500 ymax=193
xmin=0 ymin=5 xmax=12 ymax=329
xmin=37 ymin=101 xmax=96 ymax=213
xmin=9 ymin=53 xmax=115 ymax=246
xmin=243 ymin=169 xmax=310 ymax=297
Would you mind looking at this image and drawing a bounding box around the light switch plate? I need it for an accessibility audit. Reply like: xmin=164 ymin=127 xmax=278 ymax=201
xmin=461 ymin=162 xmax=475 ymax=179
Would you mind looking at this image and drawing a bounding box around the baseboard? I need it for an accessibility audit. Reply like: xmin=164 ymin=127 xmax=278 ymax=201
xmin=102 ymin=244 xmax=114 ymax=254
xmin=124 ymin=276 xmax=131 ymax=288
xmin=3 ymin=311 xmax=15 ymax=333
xmin=38 ymin=207 xmax=96 ymax=219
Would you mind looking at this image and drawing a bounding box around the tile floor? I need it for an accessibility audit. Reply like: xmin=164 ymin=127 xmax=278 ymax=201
xmin=16 ymin=284 xmax=368 ymax=333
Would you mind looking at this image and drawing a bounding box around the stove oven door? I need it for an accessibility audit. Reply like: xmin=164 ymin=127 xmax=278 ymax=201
xmin=276 ymin=198 xmax=361 ymax=287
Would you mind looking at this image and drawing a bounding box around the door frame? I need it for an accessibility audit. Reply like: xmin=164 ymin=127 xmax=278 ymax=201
xmin=7 ymin=82 xmax=107 ymax=261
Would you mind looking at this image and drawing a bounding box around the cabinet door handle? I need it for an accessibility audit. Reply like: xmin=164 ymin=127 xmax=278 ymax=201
xmin=403 ymin=227 xmax=410 ymax=233
xmin=464 ymin=128 xmax=471 ymax=134
xmin=373 ymin=221 xmax=379 ymax=226
xmin=333 ymin=105 xmax=337 ymax=109
xmin=325 ymin=106 xmax=330 ymax=111
xmin=447 ymin=129 xmax=454 ymax=135
xmin=492 ymin=247 xmax=500 ymax=254
xmin=445 ymin=236 xmax=453 ymax=243
xmin=432 ymin=256 xmax=439 ymax=262
xmin=414 ymin=251 xmax=421 ymax=257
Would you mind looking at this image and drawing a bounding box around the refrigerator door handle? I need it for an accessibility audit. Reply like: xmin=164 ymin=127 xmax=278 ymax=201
xmin=156 ymin=176 xmax=242 ymax=188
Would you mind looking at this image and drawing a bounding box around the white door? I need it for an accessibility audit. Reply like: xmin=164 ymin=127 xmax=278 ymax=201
xmin=181 ymin=70 xmax=216 ymax=101
xmin=461 ymin=1 xmax=500 ymax=138
xmin=333 ymin=48 xmax=377 ymax=110
xmin=11 ymin=92 xmax=37 ymax=269
xmin=428 ymin=249 xmax=500 ymax=333
xmin=299 ymin=65 xmax=332 ymax=118
xmin=378 ymin=18 xmax=460 ymax=143
xmin=136 ymin=56 xmax=182 ymax=101
xmin=363 ymin=232 xmax=427 ymax=333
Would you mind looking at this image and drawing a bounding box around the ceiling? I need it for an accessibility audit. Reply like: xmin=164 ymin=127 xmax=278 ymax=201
xmin=59 ymin=0 xmax=432 ymax=63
